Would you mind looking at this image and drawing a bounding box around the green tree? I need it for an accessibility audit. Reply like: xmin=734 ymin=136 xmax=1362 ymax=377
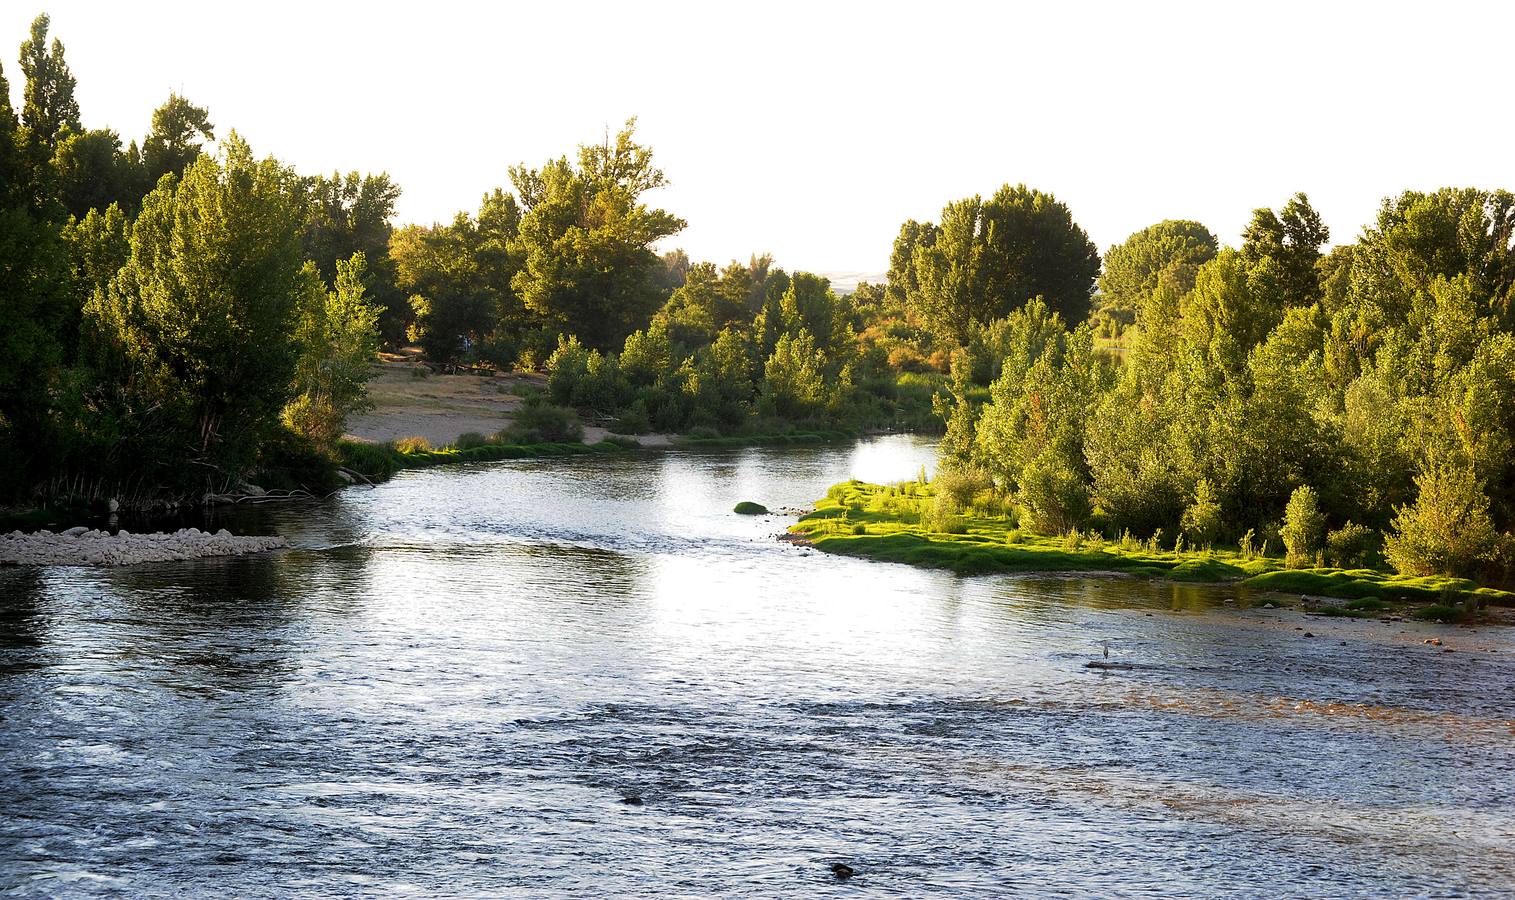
xmin=1280 ymin=485 xmax=1326 ymax=567
xmin=907 ymin=184 xmax=1099 ymax=344
xmin=302 ymin=170 xmax=405 ymax=343
xmin=142 ymin=92 xmax=215 ymax=184
xmin=18 ymin=14 xmax=79 ymax=152
xmin=0 ymin=50 xmax=73 ymax=497
xmin=1098 ymin=219 xmax=1217 ymax=322
xmin=284 ymin=253 xmax=381 ymax=452
xmin=760 ymin=330 xmax=828 ymax=420
xmin=509 ymin=120 xmax=685 ymax=349
xmin=51 ymin=128 xmax=143 ymax=217
xmin=1383 ymin=461 xmax=1501 ymax=578
xmin=1240 ymin=192 xmax=1329 ymax=305
xmin=85 ymin=134 xmax=311 ymax=484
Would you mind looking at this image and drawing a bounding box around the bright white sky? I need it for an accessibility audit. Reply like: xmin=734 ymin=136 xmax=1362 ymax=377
xmin=5 ymin=1 xmax=1512 ymax=277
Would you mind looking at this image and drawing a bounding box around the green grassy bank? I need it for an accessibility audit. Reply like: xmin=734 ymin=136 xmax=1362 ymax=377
xmin=790 ymin=480 xmax=1515 ymax=615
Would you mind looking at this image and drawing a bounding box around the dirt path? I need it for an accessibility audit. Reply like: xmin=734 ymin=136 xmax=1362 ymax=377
xmin=344 ymin=351 xmax=676 ymax=448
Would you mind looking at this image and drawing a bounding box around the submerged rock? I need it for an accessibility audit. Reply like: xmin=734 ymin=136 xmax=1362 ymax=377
xmin=0 ymin=527 xmax=289 ymax=567
xmin=830 ymin=863 xmax=855 ymax=879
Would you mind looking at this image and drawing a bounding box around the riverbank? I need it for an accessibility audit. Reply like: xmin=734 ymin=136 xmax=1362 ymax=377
xmin=335 ymin=429 xmax=859 ymax=481
xmin=790 ymin=479 xmax=1515 ymax=620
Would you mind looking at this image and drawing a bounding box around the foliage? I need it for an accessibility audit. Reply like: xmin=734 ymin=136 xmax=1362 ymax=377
xmin=1281 ymin=486 xmax=1326 ymax=567
xmin=1384 ymin=461 xmax=1501 ymax=578
xmin=509 ymin=120 xmax=685 ymax=350
xmin=284 ymin=253 xmax=382 ymax=452
xmin=85 ymin=134 xmax=311 ymax=485
xmin=902 ymin=184 xmax=1100 ymax=344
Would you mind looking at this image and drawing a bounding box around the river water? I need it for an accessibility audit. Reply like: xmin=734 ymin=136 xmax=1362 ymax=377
xmin=2 ymin=435 xmax=1513 ymax=897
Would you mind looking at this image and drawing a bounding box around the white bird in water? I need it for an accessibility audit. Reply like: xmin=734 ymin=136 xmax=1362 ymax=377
xmin=1102 ymin=640 xmax=1110 ymax=659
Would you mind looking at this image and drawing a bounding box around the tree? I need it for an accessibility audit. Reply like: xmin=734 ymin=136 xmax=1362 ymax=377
xmin=302 ymin=171 xmax=405 ymax=343
xmin=1281 ymin=485 xmax=1326 ymax=567
xmin=1383 ymin=461 xmax=1501 ymax=578
xmin=51 ymin=128 xmax=143 ymax=217
xmin=18 ymin=14 xmax=79 ymax=152
xmin=906 ymin=184 xmax=1099 ymax=344
xmin=142 ymin=93 xmax=214 ymax=184
xmin=760 ymin=330 xmax=828 ymax=420
xmin=392 ymin=217 xmax=496 ymax=364
xmin=85 ymin=134 xmax=311 ymax=484
xmin=1099 ymin=219 xmax=1217 ymax=317
xmin=0 ymin=49 xmax=73 ymax=496
xmin=1240 ymin=192 xmax=1329 ymax=306
xmin=509 ymin=120 xmax=685 ymax=349
xmin=284 ymin=253 xmax=381 ymax=452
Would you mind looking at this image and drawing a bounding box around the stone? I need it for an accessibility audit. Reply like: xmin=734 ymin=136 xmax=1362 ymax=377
xmin=831 ymin=863 xmax=855 ymax=879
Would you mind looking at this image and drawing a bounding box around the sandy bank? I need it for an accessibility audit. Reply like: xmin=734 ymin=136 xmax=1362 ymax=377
xmin=1 ymin=527 xmax=289 ymax=567
xmin=342 ymin=353 xmax=536 ymax=447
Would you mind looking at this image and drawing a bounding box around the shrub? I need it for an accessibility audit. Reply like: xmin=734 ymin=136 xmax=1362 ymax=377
xmin=1181 ymin=478 xmax=1224 ymax=547
xmin=924 ymin=493 xmax=967 ymax=534
xmin=454 ymin=432 xmax=489 ymax=450
xmin=934 ymin=466 xmax=993 ymax=509
xmin=1384 ymin=462 xmax=1500 ymax=578
xmin=1326 ymin=522 xmax=1378 ymax=568
xmin=508 ymin=399 xmax=583 ymax=444
xmin=1015 ymin=457 xmax=1091 ymax=535
xmin=1239 ymin=528 xmax=1258 ymax=560
xmin=1281 ymin=485 xmax=1325 ymax=568
xmin=612 ymin=400 xmax=652 ymax=435
xmin=394 ymin=435 xmax=431 ymax=454
xmin=545 ymin=335 xmax=590 ymax=405
xmin=734 ymin=501 xmax=768 ymax=515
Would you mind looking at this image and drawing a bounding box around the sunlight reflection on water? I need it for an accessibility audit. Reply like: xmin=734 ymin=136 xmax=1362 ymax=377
xmin=2 ymin=435 xmax=1513 ymax=896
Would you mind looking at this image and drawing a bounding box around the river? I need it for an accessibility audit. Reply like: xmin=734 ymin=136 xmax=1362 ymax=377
xmin=2 ymin=435 xmax=1513 ymax=896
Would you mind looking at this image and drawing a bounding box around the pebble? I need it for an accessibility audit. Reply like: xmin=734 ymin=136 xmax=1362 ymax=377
xmin=0 ymin=527 xmax=290 ymax=567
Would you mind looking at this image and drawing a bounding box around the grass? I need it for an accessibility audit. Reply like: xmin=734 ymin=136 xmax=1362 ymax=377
xmin=1236 ymin=568 xmax=1514 ymax=605
xmin=790 ymin=479 xmax=1515 ymax=609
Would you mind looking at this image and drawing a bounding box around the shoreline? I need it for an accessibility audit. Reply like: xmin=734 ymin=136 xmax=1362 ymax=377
xmin=789 ymin=479 xmax=1515 ymax=623
xmin=1 ymin=527 xmax=289 ymax=567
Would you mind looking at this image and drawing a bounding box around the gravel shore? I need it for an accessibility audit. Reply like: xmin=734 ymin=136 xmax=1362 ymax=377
xmin=0 ymin=527 xmax=289 ymax=567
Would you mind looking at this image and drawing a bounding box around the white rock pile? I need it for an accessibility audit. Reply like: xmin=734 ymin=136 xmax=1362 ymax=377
xmin=0 ymin=526 xmax=289 ymax=567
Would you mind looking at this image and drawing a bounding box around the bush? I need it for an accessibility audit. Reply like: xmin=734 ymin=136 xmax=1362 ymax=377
xmin=1326 ymin=522 xmax=1378 ymax=568
xmin=924 ymin=493 xmax=967 ymax=534
xmin=1281 ymin=485 xmax=1325 ymax=568
xmin=734 ymin=501 xmax=768 ymax=515
xmin=394 ymin=435 xmax=431 ymax=454
xmin=612 ymin=400 xmax=652 ymax=435
xmin=1016 ymin=457 xmax=1090 ymax=535
xmin=1181 ymin=478 xmax=1224 ymax=547
xmin=507 ymin=399 xmax=583 ymax=444
xmin=453 ymin=432 xmax=489 ymax=450
xmin=934 ymin=466 xmax=993 ymax=509
xmin=1384 ymin=462 xmax=1500 ymax=578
